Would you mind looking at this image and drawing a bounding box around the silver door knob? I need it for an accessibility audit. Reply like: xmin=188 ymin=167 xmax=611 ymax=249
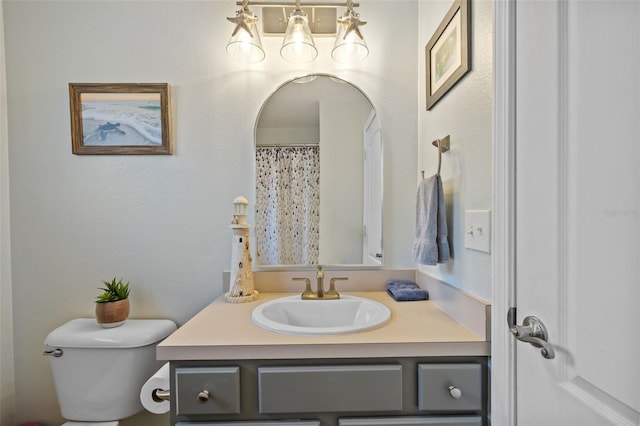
xmin=507 ymin=308 xmax=555 ymax=359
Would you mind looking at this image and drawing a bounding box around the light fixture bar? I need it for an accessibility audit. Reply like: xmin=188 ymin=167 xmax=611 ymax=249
xmin=227 ymin=0 xmax=367 ymax=63
xmin=236 ymin=1 xmax=359 ymax=7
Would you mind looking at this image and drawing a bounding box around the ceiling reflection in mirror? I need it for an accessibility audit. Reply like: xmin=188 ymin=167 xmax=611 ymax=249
xmin=254 ymin=74 xmax=383 ymax=267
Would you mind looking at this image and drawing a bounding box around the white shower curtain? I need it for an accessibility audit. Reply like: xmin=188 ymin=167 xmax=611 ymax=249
xmin=255 ymin=146 xmax=320 ymax=265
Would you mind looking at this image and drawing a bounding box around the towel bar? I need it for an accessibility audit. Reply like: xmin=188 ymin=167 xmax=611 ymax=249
xmin=421 ymin=135 xmax=450 ymax=178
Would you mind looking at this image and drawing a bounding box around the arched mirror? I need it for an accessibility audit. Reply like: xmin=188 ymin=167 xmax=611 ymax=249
xmin=254 ymin=74 xmax=383 ymax=267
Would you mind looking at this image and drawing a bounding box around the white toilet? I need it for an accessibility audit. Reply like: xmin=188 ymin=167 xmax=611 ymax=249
xmin=44 ymin=318 xmax=177 ymax=425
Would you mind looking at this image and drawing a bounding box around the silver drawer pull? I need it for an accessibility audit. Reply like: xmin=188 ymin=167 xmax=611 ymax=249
xmin=197 ymin=390 xmax=210 ymax=404
xmin=448 ymin=385 xmax=462 ymax=399
xmin=42 ymin=348 xmax=63 ymax=357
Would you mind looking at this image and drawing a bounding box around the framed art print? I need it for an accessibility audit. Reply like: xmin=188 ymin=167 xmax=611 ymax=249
xmin=426 ymin=0 xmax=471 ymax=110
xmin=69 ymin=83 xmax=172 ymax=155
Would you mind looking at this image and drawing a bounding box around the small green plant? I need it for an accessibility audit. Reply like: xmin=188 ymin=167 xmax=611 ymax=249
xmin=96 ymin=278 xmax=130 ymax=303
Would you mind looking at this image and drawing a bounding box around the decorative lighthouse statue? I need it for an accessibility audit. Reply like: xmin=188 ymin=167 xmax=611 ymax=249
xmin=225 ymin=196 xmax=259 ymax=303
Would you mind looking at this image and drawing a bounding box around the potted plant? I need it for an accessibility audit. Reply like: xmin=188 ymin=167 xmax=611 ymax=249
xmin=95 ymin=278 xmax=130 ymax=328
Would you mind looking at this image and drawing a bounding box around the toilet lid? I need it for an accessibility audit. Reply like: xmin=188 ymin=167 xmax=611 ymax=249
xmin=45 ymin=318 xmax=176 ymax=348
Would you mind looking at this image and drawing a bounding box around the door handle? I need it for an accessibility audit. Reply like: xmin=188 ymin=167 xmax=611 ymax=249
xmin=507 ymin=307 xmax=555 ymax=359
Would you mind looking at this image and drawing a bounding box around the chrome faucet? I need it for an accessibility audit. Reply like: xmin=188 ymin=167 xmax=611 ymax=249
xmin=293 ymin=265 xmax=348 ymax=300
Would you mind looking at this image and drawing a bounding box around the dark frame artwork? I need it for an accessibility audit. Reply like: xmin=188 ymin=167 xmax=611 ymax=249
xmin=425 ymin=0 xmax=471 ymax=110
xmin=69 ymin=83 xmax=172 ymax=155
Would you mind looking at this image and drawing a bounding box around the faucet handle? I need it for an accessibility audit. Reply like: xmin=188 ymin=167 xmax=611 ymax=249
xmin=326 ymin=277 xmax=348 ymax=299
xmin=293 ymin=277 xmax=314 ymax=299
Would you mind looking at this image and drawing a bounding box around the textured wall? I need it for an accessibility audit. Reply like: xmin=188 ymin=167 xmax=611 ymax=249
xmin=417 ymin=0 xmax=494 ymax=301
xmin=3 ymin=1 xmax=418 ymax=423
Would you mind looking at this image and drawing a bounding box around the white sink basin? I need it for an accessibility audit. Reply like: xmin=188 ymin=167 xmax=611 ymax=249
xmin=251 ymin=295 xmax=391 ymax=335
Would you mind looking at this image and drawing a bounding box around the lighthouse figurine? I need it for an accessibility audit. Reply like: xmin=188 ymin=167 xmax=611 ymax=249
xmin=224 ymin=196 xmax=259 ymax=303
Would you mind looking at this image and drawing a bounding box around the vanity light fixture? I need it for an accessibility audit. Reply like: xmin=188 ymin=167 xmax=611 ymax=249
xmin=331 ymin=0 xmax=368 ymax=63
xmin=227 ymin=0 xmax=368 ymax=64
xmin=226 ymin=0 xmax=266 ymax=63
xmin=280 ymin=1 xmax=318 ymax=63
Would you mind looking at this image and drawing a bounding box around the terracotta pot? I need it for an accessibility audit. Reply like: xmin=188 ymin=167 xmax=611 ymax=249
xmin=95 ymin=299 xmax=130 ymax=328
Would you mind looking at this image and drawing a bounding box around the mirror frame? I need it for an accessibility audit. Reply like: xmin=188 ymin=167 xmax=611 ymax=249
xmin=252 ymin=73 xmax=384 ymax=271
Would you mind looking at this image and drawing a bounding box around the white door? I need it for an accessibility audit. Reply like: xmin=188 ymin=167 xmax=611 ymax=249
xmin=510 ymin=0 xmax=640 ymax=425
xmin=362 ymin=110 xmax=383 ymax=265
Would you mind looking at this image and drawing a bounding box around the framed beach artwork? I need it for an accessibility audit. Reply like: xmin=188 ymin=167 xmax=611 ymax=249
xmin=69 ymin=83 xmax=172 ymax=155
xmin=425 ymin=0 xmax=471 ymax=110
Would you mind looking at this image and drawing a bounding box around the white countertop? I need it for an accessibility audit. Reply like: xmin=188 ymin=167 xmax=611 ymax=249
xmin=157 ymin=291 xmax=490 ymax=360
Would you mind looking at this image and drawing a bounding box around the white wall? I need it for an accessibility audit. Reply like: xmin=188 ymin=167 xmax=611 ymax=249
xmin=417 ymin=0 xmax=493 ymax=301
xmin=0 ymin=1 xmax=16 ymax=424
xmin=319 ymin=99 xmax=371 ymax=264
xmin=256 ymin=127 xmax=319 ymax=145
xmin=3 ymin=0 xmax=418 ymax=423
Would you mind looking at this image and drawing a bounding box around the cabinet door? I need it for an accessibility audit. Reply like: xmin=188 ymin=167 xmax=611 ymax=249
xmin=175 ymin=366 xmax=241 ymax=415
xmin=418 ymin=364 xmax=482 ymax=412
xmin=176 ymin=422 xmax=320 ymax=426
xmin=258 ymin=364 xmax=403 ymax=413
xmin=339 ymin=416 xmax=482 ymax=426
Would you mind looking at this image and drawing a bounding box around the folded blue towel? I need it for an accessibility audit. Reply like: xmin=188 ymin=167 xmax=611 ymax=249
xmin=386 ymin=280 xmax=429 ymax=302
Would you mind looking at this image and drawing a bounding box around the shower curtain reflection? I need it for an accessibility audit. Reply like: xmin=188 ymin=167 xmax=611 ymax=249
xmin=255 ymin=145 xmax=320 ymax=265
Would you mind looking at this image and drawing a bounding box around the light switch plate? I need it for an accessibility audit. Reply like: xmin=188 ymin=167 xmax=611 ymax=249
xmin=464 ymin=210 xmax=491 ymax=253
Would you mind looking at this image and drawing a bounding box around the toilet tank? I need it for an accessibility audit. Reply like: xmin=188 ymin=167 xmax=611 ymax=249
xmin=44 ymin=318 xmax=177 ymax=422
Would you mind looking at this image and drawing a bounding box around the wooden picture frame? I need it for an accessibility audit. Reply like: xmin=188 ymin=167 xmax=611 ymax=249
xmin=69 ymin=83 xmax=172 ymax=155
xmin=425 ymin=0 xmax=471 ymax=110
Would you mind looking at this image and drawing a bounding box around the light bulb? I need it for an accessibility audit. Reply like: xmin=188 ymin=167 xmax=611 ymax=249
xmin=226 ymin=8 xmax=265 ymax=63
xmin=280 ymin=10 xmax=317 ymax=63
xmin=332 ymin=9 xmax=369 ymax=63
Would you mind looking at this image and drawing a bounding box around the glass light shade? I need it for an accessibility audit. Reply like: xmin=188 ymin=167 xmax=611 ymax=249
xmin=280 ymin=10 xmax=318 ymax=63
xmin=226 ymin=23 xmax=265 ymax=63
xmin=332 ymin=22 xmax=369 ymax=63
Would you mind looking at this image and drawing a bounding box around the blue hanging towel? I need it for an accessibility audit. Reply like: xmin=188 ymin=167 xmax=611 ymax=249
xmin=411 ymin=174 xmax=450 ymax=265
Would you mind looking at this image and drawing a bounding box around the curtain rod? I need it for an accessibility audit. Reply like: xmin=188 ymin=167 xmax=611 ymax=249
xmin=256 ymin=143 xmax=319 ymax=148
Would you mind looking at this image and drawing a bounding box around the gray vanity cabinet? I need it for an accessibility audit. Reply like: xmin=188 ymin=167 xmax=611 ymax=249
xmin=418 ymin=364 xmax=482 ymax=412
xmin=171 ymin=357 xmax=488 ymax=426
xmin=175 ymin=367 xmax=241 ymax=416
xmin=338 ymin=417 xmax=482 ymax=426
xmin=177 ymin=423 xmax=320 ymax=426
xmin=258 ymin=365 xmax=403 ymax=413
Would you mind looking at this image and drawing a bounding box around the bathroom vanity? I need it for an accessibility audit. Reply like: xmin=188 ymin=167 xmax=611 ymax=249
xmin=157 ymin=271 xmax=490 ymax=426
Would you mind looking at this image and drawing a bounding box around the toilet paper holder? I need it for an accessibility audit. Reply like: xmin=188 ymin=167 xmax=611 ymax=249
xmin=152 ymin=389 xmax=171 ymax=402
xmin=141 ymin=362 xmax=171 ymax=414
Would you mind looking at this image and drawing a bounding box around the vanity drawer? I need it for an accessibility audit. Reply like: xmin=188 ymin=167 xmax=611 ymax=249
xmin=418 ymin=364 xmax=482 ymax=412
xmin=177 ymin=422 xmax=320 ymax=425
xmin=258 ymin=364 xmax=403 ymax=413
xmin=339 ymin=416 xmax=482 ymax=426
xmin=175 ymin=366 xmax=241 ymax=415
